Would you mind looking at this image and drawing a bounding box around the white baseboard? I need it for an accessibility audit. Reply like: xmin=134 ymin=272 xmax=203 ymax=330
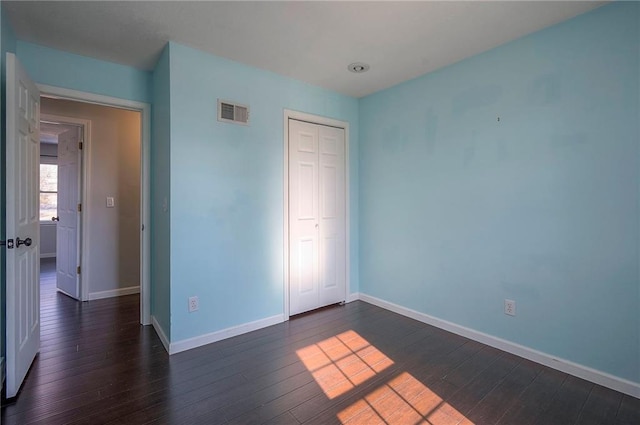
xmin=40 ymin=253 xmax=56 ymax=259
xmin=358 ymin=293 xmax=640 ymax=398
xmin=88 ymin=285 xmax=140 ymax=300
xmin=169 ymin=314 xmax=285 ymax=355
xmin=152 ymin=316 xmax=170 ymax=354
xmin=345 ymin=292 xmax=360 ymax=303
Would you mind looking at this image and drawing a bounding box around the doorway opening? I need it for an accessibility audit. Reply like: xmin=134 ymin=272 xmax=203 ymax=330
xmin=36 ymin=93 xmax=148 ymax=322
xmin=4 ymin=54 xmax=151 ymax=398
xmin=39 ymin=118 xmax=84 ymax=301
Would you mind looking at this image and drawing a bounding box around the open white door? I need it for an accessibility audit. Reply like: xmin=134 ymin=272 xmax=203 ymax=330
xmin=5 ymin=53 xmax=41 ymax=398
xmin=56 ymin=128 xmax=81 ymax=299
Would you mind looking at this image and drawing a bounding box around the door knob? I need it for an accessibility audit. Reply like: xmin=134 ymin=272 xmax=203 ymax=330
xmin=51 ymin=216 xmax=59 ymax=222
xmin=16 ymin=237 xmax=32 ymax=248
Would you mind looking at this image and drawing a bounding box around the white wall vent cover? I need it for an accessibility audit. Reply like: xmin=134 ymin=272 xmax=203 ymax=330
xmin=218 ymin=99 xmax=249 ymax=125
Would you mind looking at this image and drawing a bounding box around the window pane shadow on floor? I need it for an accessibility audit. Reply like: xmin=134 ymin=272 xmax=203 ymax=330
xmin=296 ymin=329 xmax=473 ymax=424
xmin=1 ymin=289 xmax=637 ymax=425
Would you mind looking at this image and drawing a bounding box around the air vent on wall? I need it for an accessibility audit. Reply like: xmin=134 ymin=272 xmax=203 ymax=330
xmin=218 ymin=99 xmax=249 ymax=125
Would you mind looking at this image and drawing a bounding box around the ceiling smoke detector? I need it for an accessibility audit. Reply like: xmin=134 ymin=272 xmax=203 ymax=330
xmin=348 ymin=62 xmax=370 ymax=73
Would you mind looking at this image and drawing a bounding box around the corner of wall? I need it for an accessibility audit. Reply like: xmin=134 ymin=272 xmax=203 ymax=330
xmin=150 ymin=41 xmax=172 ymax=340
xmin=151 ymin=315 xmax=170 ymax=354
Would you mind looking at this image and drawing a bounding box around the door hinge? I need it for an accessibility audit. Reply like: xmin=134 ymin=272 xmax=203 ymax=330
xmin=77 ymin=266 xmax=81 ymax=275
xmin=1 ymin=239 xmax=14 ymax=249
xmin=79 ymin=141 xmax=83 ymax=150
xmin=77 ymin=203 xmax=82 ymax=212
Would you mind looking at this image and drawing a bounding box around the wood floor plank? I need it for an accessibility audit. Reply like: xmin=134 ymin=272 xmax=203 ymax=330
xmin=465 ymin=358 xmax=541 ymax=424
xmin=575 ymin=384 xmax=624 ymax=425
xmin=448 ymin=352 xmax=522 ymax=419
xmin=1 ymin=259 xmax=636 ymax=425
xmin=615 ymin=395 xmax=640 ymax=425
xmin=496 ymin=367 xmax=567 ymax=425
xmin=532 ymin=375 xmax=594 ymax=425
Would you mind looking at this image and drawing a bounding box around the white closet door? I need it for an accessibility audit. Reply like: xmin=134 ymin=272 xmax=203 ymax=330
xmin=289 ymin=119 xmax=345 ymax=315
xmin=317 ymin=125 xmax=346 ymax=307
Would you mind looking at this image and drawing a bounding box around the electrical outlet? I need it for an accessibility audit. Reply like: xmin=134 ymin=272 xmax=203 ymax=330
xmin=504 ymin=299 xmax=516 ymax=316
xmin=188 ymin=296 xmax=199 ymax=313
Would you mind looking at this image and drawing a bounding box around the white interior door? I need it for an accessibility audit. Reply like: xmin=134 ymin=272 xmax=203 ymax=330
xmin=289 ymin=119 xmax=346 ymax=315
xmin=5 ymin=52 xmax=41 ymax=398
xmin=317 ymin=125 xmax=346 ymax=307
xmin=56 ymin=128 xmax=80 ymax=299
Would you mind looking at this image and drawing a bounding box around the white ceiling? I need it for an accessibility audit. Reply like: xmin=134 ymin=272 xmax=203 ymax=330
xmin=40 ymin=122 xmax=78 ymax=144
xmin=4 ymin=1 xmax=606 ymax=98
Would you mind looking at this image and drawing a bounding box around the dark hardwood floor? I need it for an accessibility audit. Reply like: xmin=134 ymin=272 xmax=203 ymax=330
xmin=1 ymin=258 xmax=638 ymax=424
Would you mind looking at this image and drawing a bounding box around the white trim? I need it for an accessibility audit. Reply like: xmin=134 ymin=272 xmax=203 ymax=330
xmin=152 ymin=316 xmax=170 ymax=353
xmin=140 ymin=99 xmax=151 ymax=325
xmin=169 ymin=314 xmax=285 ymax=355
xmin=38 ymin=84 xmax=148 ymax=112
xmin=39 ymin=155 xmax=58 ymax=165
xmin=41 ymin=113 xmax=90 ymax=302
xmin=283 ymin=109 xmax=350 ymax=320
xmin=88 ymin=285 xmax=140 ymax=301
xmin=345 ymin=292 xmax=360 ymax=303
xmin=1 ymin=357 xmax=5 ymax=386
xmin=39 ymin=253 xmax=56 ymax=259
xmin=37 ymin=84 xmax=152 ymax=326
xmin=359 ymin=293 xmax=640 ymax=398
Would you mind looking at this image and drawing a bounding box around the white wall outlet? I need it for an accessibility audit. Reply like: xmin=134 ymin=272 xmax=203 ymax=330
xmin=188 ymin=296 xmax=199 ymax=313
xmin=504 ymin=299 xmax=516 ymax=316
xmin=106 ymin=197 xmax=115 ymax=208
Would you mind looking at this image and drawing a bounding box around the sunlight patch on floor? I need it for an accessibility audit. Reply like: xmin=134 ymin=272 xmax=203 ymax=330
xmin=297 ymin=330 xmax=474 ymax=425
xmin=338 ymin=372 xmax=474 ymax=425
xmin=296 ymin=330 xmax=394 ymax=399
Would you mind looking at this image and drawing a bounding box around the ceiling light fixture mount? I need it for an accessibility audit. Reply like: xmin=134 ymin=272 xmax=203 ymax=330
xmin=348 ymin=62 xmax=370 ymax=73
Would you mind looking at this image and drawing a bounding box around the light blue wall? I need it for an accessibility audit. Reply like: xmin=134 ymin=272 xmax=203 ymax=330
xmin=166 ymin=42 xmax=359 ymax=342
xmin=16 ymin=41 xmax=151 ymax=104
xmin=359 ymin=2 xmax=639 ymax=383
xmin=4 ymin=1 xmax=633 ymax=389
xmin=151 ymin=45 xmax=171 ymax=338
xmin=0 ymin=2 xmax=17 ymax=365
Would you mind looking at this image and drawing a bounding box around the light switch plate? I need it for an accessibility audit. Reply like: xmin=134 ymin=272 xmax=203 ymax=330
xmin=106 ymin=197 xmax=115 ymax=208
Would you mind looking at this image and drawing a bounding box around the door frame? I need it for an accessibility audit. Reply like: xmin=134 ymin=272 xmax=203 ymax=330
xmin=40 ymin=113 xmax=88 ymax=300
xmin=38 ymin=84 xmax=152 ymax=326
xmin=283 ymin=109 xmax=350 ymax=320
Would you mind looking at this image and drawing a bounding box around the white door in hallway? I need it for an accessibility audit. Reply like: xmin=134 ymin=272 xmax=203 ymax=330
xmin=289 ymin=119 xmax=346 ymax=315
xmin=5 ymin=52 xmax=41 ymax=398
xmin=56 ymin=128 xmax=81 ymax=299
